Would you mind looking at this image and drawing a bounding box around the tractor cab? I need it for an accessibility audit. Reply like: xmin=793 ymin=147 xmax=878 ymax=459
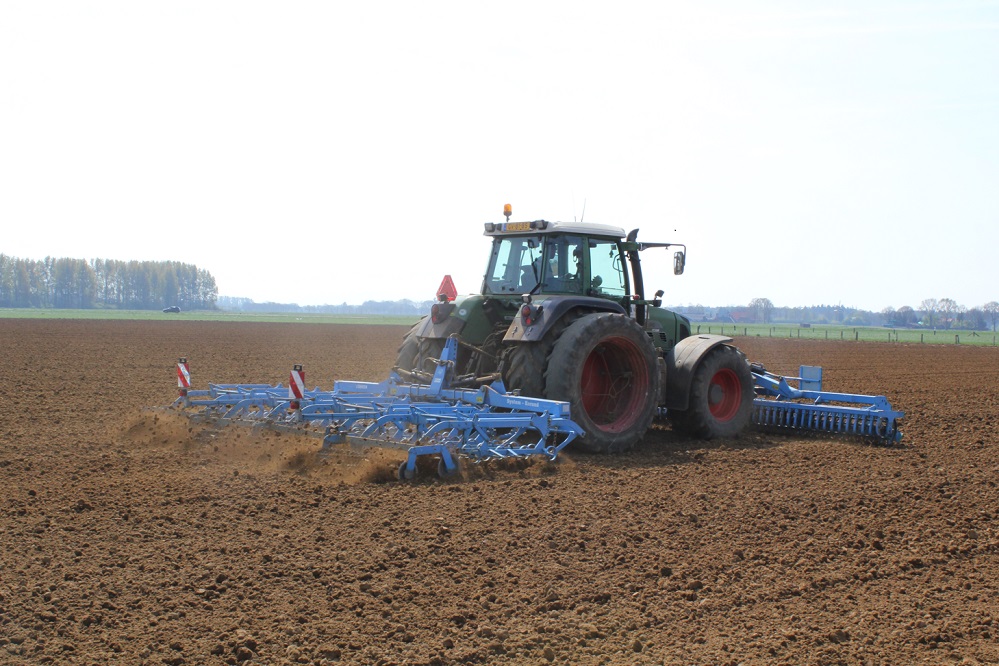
xmin=480 ymin=215 xmax=691 ymax=349
xmin=481 ymin=220 xmax=631 ymax=303
xmin=408 ymin=207 xmax=693 ymax=377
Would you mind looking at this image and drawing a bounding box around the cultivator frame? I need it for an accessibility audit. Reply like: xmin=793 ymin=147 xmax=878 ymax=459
xmin=169 ymin=339 xmax=903 ymax=480
xmin=172 ymin=337 xmax=585 ymax=479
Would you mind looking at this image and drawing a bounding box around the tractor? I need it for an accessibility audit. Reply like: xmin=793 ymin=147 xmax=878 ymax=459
xmin=394 ymin=206 xmax=754 ymax=454
xmin=167 ymin=206 xmax=901 ymax=478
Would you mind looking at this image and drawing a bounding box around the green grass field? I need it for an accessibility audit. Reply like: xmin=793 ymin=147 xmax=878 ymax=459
xmin=693 ymin=322 xmax=999 ymax=346
xmin=0 ymin=308 xmax=420 ymax=326
xmin=1 ymin=308 xmax=996 ymax=346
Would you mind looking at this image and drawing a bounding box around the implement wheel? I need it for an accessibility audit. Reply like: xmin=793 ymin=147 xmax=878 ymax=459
xmin=397 ymin=461 xmax=416 ymax=481
xmin=437 ymin=457 xmax=460 ymax=479
xmin=670 ymin=345 xmax=753 ymax=439
xmin=545 ymin=313 xmax=660 ymax=454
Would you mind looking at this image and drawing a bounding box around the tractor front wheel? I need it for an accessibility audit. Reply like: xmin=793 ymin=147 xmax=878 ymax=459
xmin=670 ymin=345 xmax=753 ymax=439
xmin=395 ymin=324 xmax=421 ymax=374
xmin=499 ymin=309 xmax=580 ymax=397
xmin=545 ymin=313 xmax=661 ymax=454
xmin=498 ymin=340 xmax=548 ymax=397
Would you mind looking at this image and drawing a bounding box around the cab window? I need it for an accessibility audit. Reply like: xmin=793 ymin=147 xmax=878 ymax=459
xmin=483 ymin=235 xmax=543 ymax=294
xmin=540 ymin=235 xmax=584 ymax=294
xmin=588 ymin=239 xmax=627 ymax=298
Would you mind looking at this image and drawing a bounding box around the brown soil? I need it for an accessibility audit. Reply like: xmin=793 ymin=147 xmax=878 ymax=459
xmin=1 ymin=319 xmax=997 ymax=665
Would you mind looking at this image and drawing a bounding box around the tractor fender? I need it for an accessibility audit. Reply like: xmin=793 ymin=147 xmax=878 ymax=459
xmin=503 ymin=296 xmax=627 ymax=343
xmin=663 ymin=334 xmax=735 ymax=411
xmin=413 ymin=313 xmax=466 ymax=340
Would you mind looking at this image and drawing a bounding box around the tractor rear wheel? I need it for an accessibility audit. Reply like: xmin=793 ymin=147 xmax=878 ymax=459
xmin=669 ymin=345 xmax=753 ymax=439
xmin=545 ymin=313 xmax=660 ymax=454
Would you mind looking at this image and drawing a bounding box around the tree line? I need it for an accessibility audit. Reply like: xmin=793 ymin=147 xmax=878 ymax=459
xmin=0 ymin=255 xmax=218 ymax=310
xmin=736 ymin=297 xmax=999 ymax=331
xmin=904 ymin=298 xmax=999 ymax=332
xmin=217 ymin=296 xmax=432 ymax=315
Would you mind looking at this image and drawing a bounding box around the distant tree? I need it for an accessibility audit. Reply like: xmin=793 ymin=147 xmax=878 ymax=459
xmin=52 ymin=258 xmax=75 ymax=307
xmin=881 ymin=306 xmax=897 ymax=327
xmin=34 ymin=258 xmax=53 ymax=307
xmin=792 ymin=306 xmax=806 ymax=322
xmin=984 ymin=302 xmax=999 ymax=332
xmin=846 ymin=311 xmax=871 ymax=326
xmin=14 ymin=259 xmax=31 ymax=307
xmin=196 ymin=268 xmax=218 ymax=309
xmin=75 ymin=259 xmax=96 ymax=308
xmin=162 ymin=269 xmax=178 ymax=307
xmin=749 ymin=297 xmax=774 ymax=323
xmin=954 ymin=303 xmax=968 ymax=329
xmin=896 ymin=306 xmax=916 ymax=327
xmin=966 ymin=308 xmax=986 ymax=331
xmin=938 ymin=298 xmax=959 ymax=329
xmin=0 ymin=254 xmax=8 ymax=306
xmin=920 ymin=298 xmax=939 ymax=328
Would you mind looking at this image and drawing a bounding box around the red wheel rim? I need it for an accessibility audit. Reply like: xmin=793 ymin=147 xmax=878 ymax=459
xmin=708 ymin=368 xmax=742 ymax=422
xmin=579 ymin=337 xmax=649 ymax=433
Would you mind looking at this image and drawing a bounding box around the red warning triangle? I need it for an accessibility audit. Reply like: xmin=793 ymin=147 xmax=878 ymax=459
xmin=437 ymin=275 xmax=458 ymax=302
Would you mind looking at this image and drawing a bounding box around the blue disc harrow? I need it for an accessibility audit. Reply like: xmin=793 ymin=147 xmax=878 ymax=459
xmin=172 ymin=337 xmax=585 ymax=479
xmin=751 ymin=364 xmax=903 ymax=444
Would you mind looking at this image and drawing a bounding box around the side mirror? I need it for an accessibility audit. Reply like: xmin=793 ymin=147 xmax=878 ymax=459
xmin=673 ymin=250 xmax=686 ymax=275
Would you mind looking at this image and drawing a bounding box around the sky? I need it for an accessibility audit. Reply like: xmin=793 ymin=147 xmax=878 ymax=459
xmin=2 ymin=1 xmax=997 ymax=312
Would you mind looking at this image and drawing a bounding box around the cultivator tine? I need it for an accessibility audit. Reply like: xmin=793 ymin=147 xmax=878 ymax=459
xmin=751 ymin=365 xmax=903 ymax=444
xmin=169 ymin=336 xmax=585 ymax=478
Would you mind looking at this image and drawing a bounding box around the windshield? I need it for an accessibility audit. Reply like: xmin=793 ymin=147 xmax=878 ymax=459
xmin=483 ymin=235 xmax=543 ymax=294
xmin=483 ymin=234 xmax=589 ymax=295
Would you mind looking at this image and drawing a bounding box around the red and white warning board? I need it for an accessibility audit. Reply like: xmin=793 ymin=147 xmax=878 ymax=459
xmin=289 ymin=364 xmax=305 ymax=401
xmin=437 ymin=275 xmax=457 ymax=302
xmin=177 ymin=358 xmax=191 ymax=389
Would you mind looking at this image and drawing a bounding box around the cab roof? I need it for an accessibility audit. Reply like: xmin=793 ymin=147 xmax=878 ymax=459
xmin=484 ymin=219 xmax=626 ymax=239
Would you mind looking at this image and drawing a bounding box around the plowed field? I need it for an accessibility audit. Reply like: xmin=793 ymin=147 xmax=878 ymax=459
xmin=1 ymin=320 xmax=997 ymax=665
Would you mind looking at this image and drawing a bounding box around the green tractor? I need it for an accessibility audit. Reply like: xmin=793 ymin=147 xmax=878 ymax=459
xmin=395 ymin=208 xmax=755 ymax=454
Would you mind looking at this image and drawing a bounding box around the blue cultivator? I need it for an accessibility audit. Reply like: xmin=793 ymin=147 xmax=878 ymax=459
xmin=751 ymin=364 xmax=903 ymax=444
xmin=170 ymin=338 xmax=902 ymax=480
xmin=172 ymin=337 xmax=584 ymax=479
